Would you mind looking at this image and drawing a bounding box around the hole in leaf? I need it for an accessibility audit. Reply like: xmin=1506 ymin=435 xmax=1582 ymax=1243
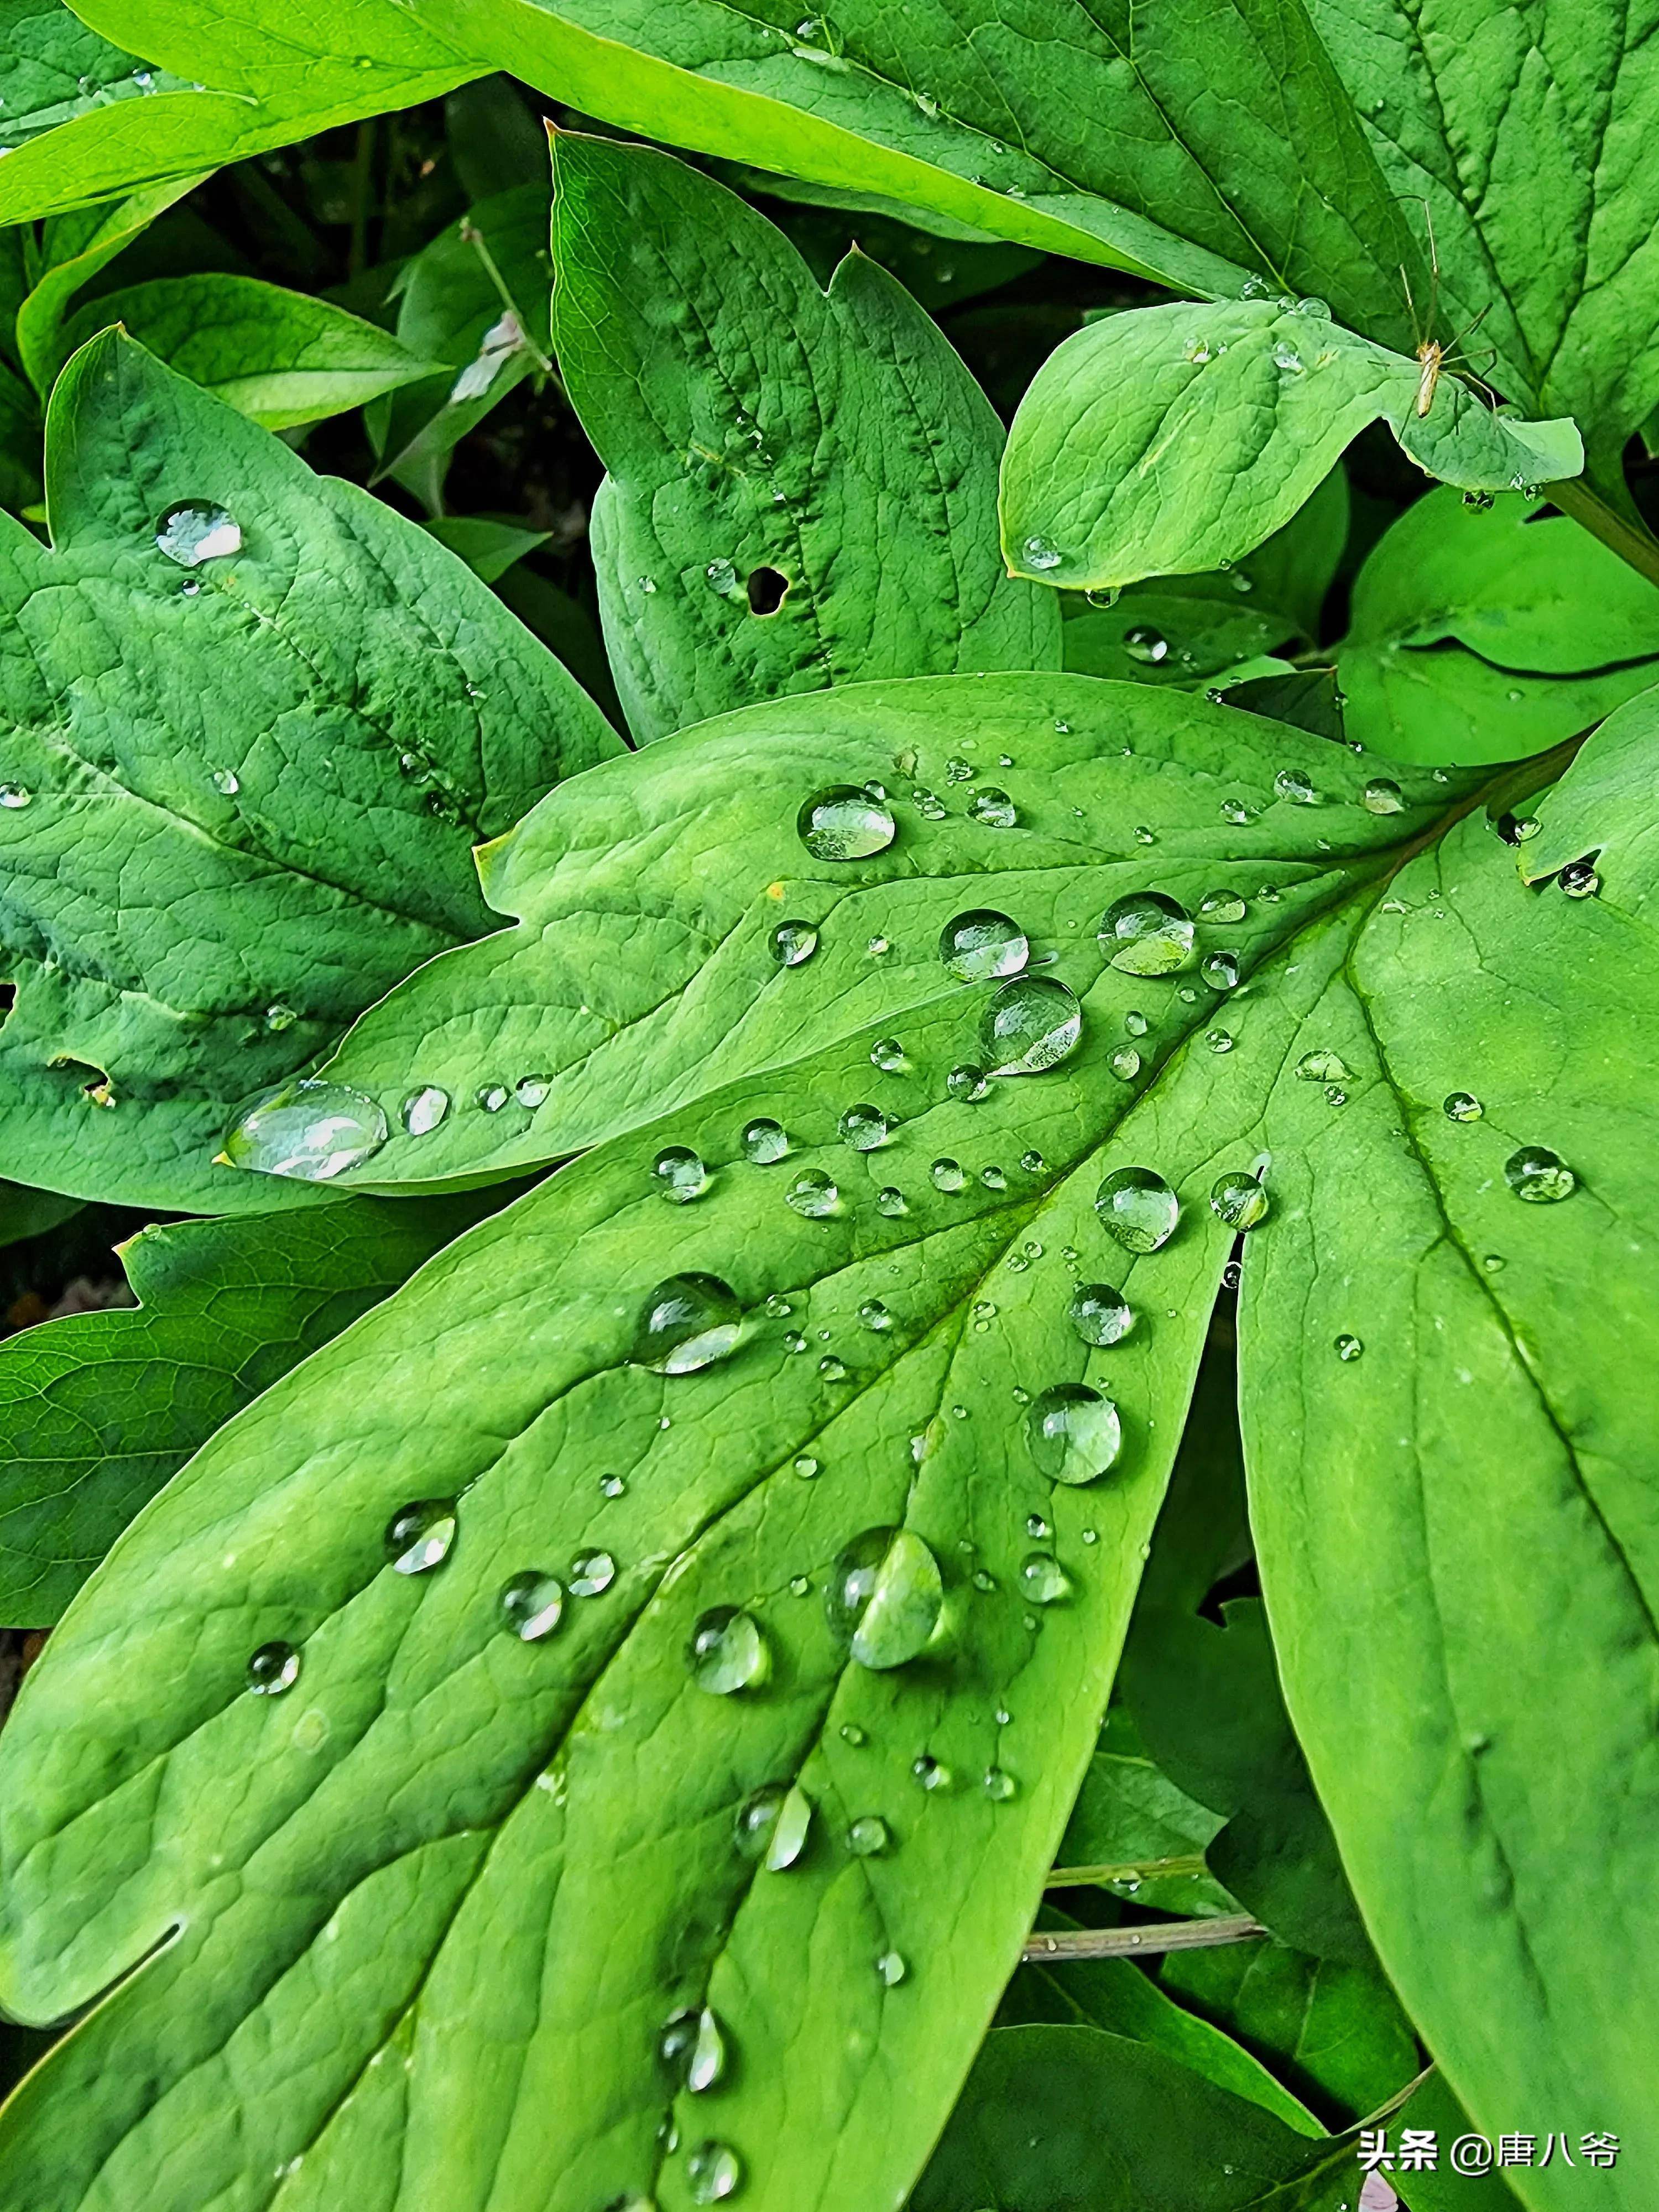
xmin=747 ymin=566 xmax=789 ymax=615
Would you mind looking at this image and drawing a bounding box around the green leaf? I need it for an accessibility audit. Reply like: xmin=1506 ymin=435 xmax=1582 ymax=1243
xmin=999 ymin=300 xmax=1582 ymax=592
xmin=0 ymin=1190 xmax=504 ymax=1625
xmin=1338 ymin=491 xmax=1659 ymax=766
xmin=0 ymin=329 xmax=618 ymax=1213
xmin=424 ymin=515 xmax=551 ymax=585
xmin=552 ymin=135 xmax=1059 ymax=743
xmin=1524 ymin=684 xmax=1659 ymax=915
xmin=0 ymin=1180 xmax=82 ymax=1252
xmin=15 ymin=176 xmax=206 ymax=394
xmin=1052 ymin=1702 xmax=1234 ymax=1917
xmin=1063 ymin=583 xmax=1302 ymax=690
xmin=60 ymin=274 xmax=444 ymax=428
xmin=911 ymin=2026 xmax=1359 ymax=2209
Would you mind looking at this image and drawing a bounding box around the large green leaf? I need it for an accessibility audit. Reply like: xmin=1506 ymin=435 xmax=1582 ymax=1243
xmin=0 ymin=1189 xmax=505 ymax=1625
xmin=60 ymin=274 xmax=444 ymax=428
xmin=553 ymin=134 xmax=1059 ymax=743
xmin=0 ymin=330 xmax=618 ymax=1213
xmin=1337 ymin=489 xmax=1659 ymax=765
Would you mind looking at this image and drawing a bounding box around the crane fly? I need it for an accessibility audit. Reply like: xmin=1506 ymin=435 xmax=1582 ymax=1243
xmin=1400 ymin=200 xmax=1494 ymax=417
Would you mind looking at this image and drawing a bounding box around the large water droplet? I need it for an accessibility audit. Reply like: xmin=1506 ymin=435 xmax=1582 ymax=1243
xmin=1100 ymin=893 xmax=1193 ymax=977
xmin=1198 ymin=888 xmax=1247 ymax=924
xmin=967 ymin=787 xmax=1018 ymax=828
xmin=1559 ymin=858 xmax=1600 ymax=900
xmin=222 ymin=1079 xmax=388 ymax=1181
xmin=979 ymin=975 xmax=1081 ymax=1074
xmin=931 ymin=1157 xmax=966 ymax=1192
xmin=870 ymin=1037 xmax=907 ymax=1073
xmin=742 ymin=1117 xmax=789 ymax=1164
xmin=1094 ymin=1166 xmax=1179 ymax=1251
xmin=839 ymin=1103 xmax=891 ymax=1151
xmin=1295 ymin=1050 xmax=1348 ymax=1083
xmin=1443 ymin=1091 xmax=1483 ymax=1122
xmin=686 ymin=2141 xmax=743 ymax=2204
xmin=1504 ymin=1146 xmax=1575 ymax=1203
xmin=983 ymin=1766 xmax=1018 ymax=1801
xmin=1123 ymin=624 xmax=1168 ymax=665
xmin=1209 ymin=1171 xmax=1270 ymax=1229
xmin=786 ymin=1167 xmax=839 ymax=1215
xmin=654 ymin=1145 xmax=709 ymax=1203
xmin=735 ymin=1782 xmax=813 ymax=1869
xmin=847 ymin=1814 xmax=891 ymax=1856
xmin=771 ymin=919 xmax=818 ymax=966
xmin=155 ymin=500 xmax=242 ymax=566
xmin=858 ymin=1297 xmax=893 ymax=1331
xmin=1274 ymin=767 xmax=1318 ymax=805
xmin=400 ymin=1084 xmax=450 ymax=1136
xmin=827 ymin=1527 xmax=943 ymax=1669
xmin=1067 ymin=1282 xmax=1134 ymax=1346
xmin=1361 ymin=777 xmax=1406 ymax=816
xmin=514 ymin=1074 xmax=551 ymax=1109
xmin=1026 ymin=1384 xmax=1122 ymax=1484
xmin=0 ymin=785 xmax=32 ymax=809
xmin=687 ymin=1606 xmax=769 ymax=1693
xmin=634 ymin=1275 xmax=744 ymax=1373
xmin=500 ymin=1571 xmax=564 ymax=1640
xmin=1021 ymin=534 xmax=1063 ymax=571
xmin=939 ymin=909 xmax=1028 ymax=982
xmin=797 ymin=786 xmax=895 ymax=860
xmin=1202 ymin=951 xmax=1240 ymax=992
xmin=247 ymin=1640 xmax=300 ymax=1695
xmin=659 ymin=2007 xmax=727 ymax=2094
xmin=570 ymin=1549 xmax=615 ymax=1597
xmin=1020 ymin=1553 xmax=1073 ymax=1605
xmin=385 ymin=1498 xmax=457 ymax=1574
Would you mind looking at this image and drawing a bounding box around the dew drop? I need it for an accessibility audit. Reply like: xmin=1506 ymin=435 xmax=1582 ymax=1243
xmin=931 ymin=1157 xmax=966 ymax=1192
xmin=1109 ymin=1046 xmax=1142 ymax=1083
xmin=398 ymin=1085 xmax=450 ymax=1137
xmin=658 ymin=2006 xmax=727 ymax=2094
xmin=687 ymin=1606 xmax=769 ymax=1693
xmin=794 ymin=1454 xmax=819 ymax=1479
xmin=1504 ymin=1146 xmax=1575 ymax=1203
xmin=211 ymin=766 xmax=239 ymax=795
xmin=876 ymin=1186 xmax=907 ymax=1216
xmin=514 ymin=1074 xmax=551 ymax=1109
xmin=1067 ymin=1282 xmax=1134 ymax=1346
xmin=1202 ymin=950 xmax=1240 ymax=991
xmin=1334 ymin=1334 xmax=1364 ymax=1362
xmin=1198 ymin=889 xmax=1247 ymax=924
xmin=1022 ymin=534 xmax=1063 ymax=571
xmin=476 ymin=1084 xmax=509 ymax=1113
xmin=1100 ymin=893 xmax=1193 ymax=976
xmin=1295 ymin=1050 xmax=1349 ymax=1083
xmin=847 ymin=1814 xmax=891 ymax=1855
xmin=1559 ymin=858 xmax=1600 ymax=899
xmin=968 ymin=786 xmax=1018 ymax=828
xmin=222 ymin=1079 xmax=388 ymax=1181
xmin=654 ymin=1145 xmax=709 ymax=1203
xmin=1026 ymin=1383 xmax=1123 ymax=1484
xmin=983 ymin=1766 xmax=1018 ymax=1801
xmin=0 ymin=784 xmax=31 ymax=809
xmin=839 ymin=1103 xmax=891 ymax=1151
xmin=876 ymin=1950 xmax=908 ymax=1986
xmin=686 ymin=2141 xmax=743 ymax=2204
xmin=633 ymin=1274 xmax=744 ymax=1373
xmin=742 ymin=1117 xmax=789 ymax=1163
xmin=911 ymin=1754 xmax=952 ymax=1791
xmin=1209 ymin=1171 xmax=1270 ymax=1229
xmin=870 ymin=1037 xmax=907 ymax=1073
xmin=858 ymin=1297 xmax=893 ymax=1332
xmin=247 ymin=1641 xmax=300 ymax=1695
xmin=1020 ymin=1553 xmax=1073 ymax=1605
xmin=705 ymin=557 xmax=738 ymax=595
xmin=939 ymin=909 xmax=1029 ymax=982
xmin=828 ymin=1527 xmax=944 ymax=1668
xmin=263 ymin=1003 xmax=299 ymax=1033
xmin=1361 ymin=777 xmax=1406 ymax=816
xmin=786 ymin=1167 xmax=839 ymax=1216
xmin=1206 ymin=1027 xmax=1233 ymax=1053
xmin=499 ymin=1571 xmax=564 ymax=1640
xmin=1443 ymin=1091 xmax=1483 ymax=1123
xmin=155 ymin=500 xmax=242 ymax=566
xmin=1123 ymin=624 xmax=1168 ymax=665
xmin=1094 ymin=1166 xmax=1179 ymax=1251
xmin=797 ymin=786 xmax=895 ymax=860
xmin=570 ymin=1550 xmax=615 ymax=1598
xmin=771 ymin=919 xmax=819 ymax=966
xmin=735 ymin=1781 xmax=812 ymax=1869
xmin=385 ymin=1498 xmax=457 ymax=1575
xmin=947 ymin=1063 xmax=990 ymax=1102
xmin=979 ymin=974 xmax=1082 ymax=1074
xmin=1274 ymin=767 xmax=1318 ymax=805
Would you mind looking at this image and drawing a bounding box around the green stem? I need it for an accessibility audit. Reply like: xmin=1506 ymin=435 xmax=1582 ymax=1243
xmin=461 ymin=222 xmax=559 ymax=385
xmin=1022 ymin=1914 xmax=1266 ymax=1962
xmin=1548 ymin=473 xmax=1659 ymax=593
xmin=1045 ymin=1854 xmax=1208 ymax=1889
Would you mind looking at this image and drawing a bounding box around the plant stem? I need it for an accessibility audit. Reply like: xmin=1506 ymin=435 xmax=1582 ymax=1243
xmin=1548 ymin=474 xmax=1659 ymax=592
xmin=1021 ymin=1914 xmax=1266 ymax=1962
xmin=1045 ymin=1854 xmax=1209 ymax=1888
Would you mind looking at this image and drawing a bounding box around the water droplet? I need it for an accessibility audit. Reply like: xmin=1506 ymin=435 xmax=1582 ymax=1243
xmin=659 ymin=2006 xmax=727 ymax=2094
xmin=705 ymin=557 xmax=738 ymax=595
xmin=1022 ymin=534 xmax=1063 ymax=571
xmin=1324 ymin=1084 xmax=1347 ymax=1106
xmin=797 ymin=786 xmax=895 ymax=860
xmin=1094 ymin=1167 xmax=1179 ymax=1251
xmin=1123 ymin=625 xmax=1168 ymax=665
xmin=687 ymin=1606 xmax=769 ymax=1693
xmin=1202 ymin=892 xmax=1250 ymax=930
xmin=1220 ymin=797 xmax=1259 ymax=827
xmin=839 ymin=1103 xmax=891 ymax=1151
xmin=1274 ymin=768 xmax=1318 ymax=806
xmin=979 ymin=975 xmax=1082 ymax=1074
xmin=1361 ymin=777 xmax=1406 ymax=816
xmin=735 ymin=1781 xmax=812 ymax=1869
xmin=786 ymin=1167 xmax=839 ymax=1216
xmin=947 ymin=1063 xmax=990 ymax=1102
xmin=247 ymin=1641 xmax=300 ymax=1695
xmin=634 ymin=1274 xmax=744 ymax=1373
xmin=1209 ymin=1171 xmax=1270 ymax=1229
xmin=1020 ymin=1150 xmax=1046 ymax=1176
xmin=567 ymin=1549 xmax=614 ymax=1598
xmin=654 ymin=1145 xmax=709 ymax=1203
xmin=1559 ymin=858 xmax=1600 ymax=899
xmin=742 ymin=1117 xmax=790 ymax=1166
xmin=1202 ymin=951 xmax=1240 ymax=991
xmin=211 ymin=766 xmax=239 ymax=795
xmin=875 ymin=1950 xmax=908 ymax=1986
xmin=939 ymin=909 xmax=1029 ymax=982
xmin=828 ymin=1527 xmax=943 ymax=1668
xmin=263 ymin=1003 xmax=299 ymax=1033
xmin=968 ymin=786 xmax=1018 ymax=828
xmin=1206 ymin=1027 xmax=1233 ymax=1053
xmin=476 ymin=1084 xmax=510 ymax=1112
xmin=870 ymin=1037 xmax=907 ymax=1073
xmin=858 ymin=1298 xmax=893 ymax=1332
xmin=1026 ymin=1384 xmax=1122 ymax=1485
xmin=686 ymin=2141 xmax=743 ymax=2204
xmin=1334 ymin=1334 xmax=1364 ymax=1362
xmin=847 ymin=1814 xmax=891 ymax=1856
xmin=1504 ymin=1146 xmax=1575 ymax=1203
xmin=222 ymin=1079 xmax=388 ymax=1181
xmin=931 ymin=1157 xmax=966 ymax=1192
xmin=983 ymin=1766 xmax=1017 ymax=1801
xmin=393 ymin=1085 xmax=448 ymax=1139
xmin=1443 ymin=1091 xmax=1483 ymax=1122
xmin=1103 ymin=1045 xmax=1140 ymax=1086
xmin=1272 ymin=342 xmax=1305 ymax=375
xmin=155 ymin=500 xmax=242 ymax=566
xmin=792 ymin=1453 xmax=820 ymax=1480
xmin=601 ymin=1474 xmax=628 ymax=1499
xmin=385 ymin=1498 xmax=457 ymax=1575
xmin=500 ymin=1571 xmax=564 ymax=1640
xmin=515 ymin=1074 xmax=551 ymax=1109
xmin=876 ymin=1186 xmax=907 ymax=1215
xmin=1100 ymin=893 xmax=1193 ymax=976
xmin=911 ymin=1754 xmax=952 ymax=1791
xmin=841 ymin=1722 xmax=868 ymax=1747
xmin=1067 ymin=1282 xmax=1134 ymax=1346
xmin=1295 ymin=1050 xmax=1349 ymax=1083
xmin=1021 ymin=1553 xmax=1073 ymax=1605
xmin=0 ymin=784 xmax=31 ymax=808
xmin=771 ymin=919 xmax=819 ymax=966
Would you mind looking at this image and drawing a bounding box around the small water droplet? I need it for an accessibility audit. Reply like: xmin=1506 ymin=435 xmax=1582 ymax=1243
xmin=156 ymin=500 xmax=242 ymax=566
xmin=841 ymin=1722 xmax=868 ymax=1747
xmin=1295 ymin=1050 xmax=1349 ymax=1083
xmin=931 ymin=1157 xmax=966 ymax=1192
xmin=0 ymin=784 xmax=32 ymax=809
xmin=1274 ymin=767 xmax=1318 ymax=806
xmin=771 ymin=919 xmax=819 ymax=966
xmin=979 ymin=974 xmax=1082 ymax=1074
xmin=797 ymin=786 xmax=895 ymax=861
xmin=1027 ymin=1383 xmax=1122 ymax=1484
xmin=1221 ymin=796 xmax=1259 ymax=827
xmin=870 ymin=1037 xmax=907 ymax=1073
xmin=705 ymin=557 xmax=738 ymax=595
xmin=968 ymin=786 xmax=1018 ymax=828
xmin=1559 ymin=858 xmax=1600 ymax=899
xmin=601 ymin=1474 xmax=628 ymax=1499
xmin=1100 ymin=892 xmax=1193 ymax=976
xmin=1271 ymin=342 xmax=1305 ymax=375
xmin=735 ymin=1781 xmax=812 ymax=1869
xmin=1198 ymin=889 xmax=1247 ymax=924
xmin=786 ymin=1167 xmax=839 ymax=1216
xmin=514 ymin=1073 xmax=551 ymax=1109
xmin=828 ymin=1527 xmax=943 ymax=1668
xmin=262 ymin=1002 xmax=299 ymax=1034
xmin=476 ymin=1084 xmax=510 ymax=1112
xmin=939 ymin=909 xmax=1029 ymax=982
xmin=634 ymin=1274 xmax=744 ymax=1373
xmin=1123 ymin=624 xmax=1168 ymax=665
xmin=839 ymin=1103 xmax=892 ymax=1151
xmin=980 ymin=1164 xmax=1007 ymax=1191
xmin=247 ymin=1641 xmax=300 ymax=1695
xmin=500 ymin=1571 xmax=564 ymax=1640
xmin=1443 ymin=1091 xmax=1483 ymax=1122
xmin=687 ymin=1606 xmax=769 ymax=1693
xmin=658 ymin=2006 xmax=727 ymax=2094
xmin=1361 ymin=777 xmax=1406 ymax=816
xmin=876 ymin=1186 xmax=907 ymax=1215
xmin=911 ymin=1753 xmax=953 ymax=1794
xmin=211 ymin=766 xmax=239 ymax=795
xmin=686 ymin=2141 xmax=743 ymax=2204
xmin=1022 ymin=534 xmax=1063 ymax=571
xmin=654 ymin=1145 xmax=709 ymax=1203
xmin=1206 ymin=1027 xmax=1234 ymax=1053
xmin=818 ymin=1353 xmax=848 ymax=1381
xmin=1209 ymin=1171 xmax=1270 ymax=1229
xmin=1334 ymin=1334 xmax=1364 ymax=1362
xmin=875 ymin=1949 xmax=908 ymax=1986
xmin=222 ymin=1079 xmax=388 ymax=1181
xmin=1094 ymin=1167 xmax=1179 ymax=1251
xmin=1504 ymin=1146 xmax=1575 ymax=1203
xmin=385 ymin=1498 xmax=457 ymax=1575
xmin=1020 ymin=1553 xmax=1073 ymax=1605
xmin=847 ymin=1814 xmax=891 ymax=1856
xmin=983 ymin=1766 xmax=1018 ymax=1801
xmin=1202 ymin=951 xmax=1241 ymax=993
xmin=858 ymin=1298 xmax=893 ymax=1333
xmin=569 ymin=1550 xmax=615 ymax=1598
xmin=399 ymin=1084 xmax=450 ymax=1136
xmin=1067 ymin=1282 xmax=1134 ymax=1346
xmin=742 ymin=1117 xmax=789 ymax=1164
xmin=947 ymin=1063 xmax=991 ymax=1102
